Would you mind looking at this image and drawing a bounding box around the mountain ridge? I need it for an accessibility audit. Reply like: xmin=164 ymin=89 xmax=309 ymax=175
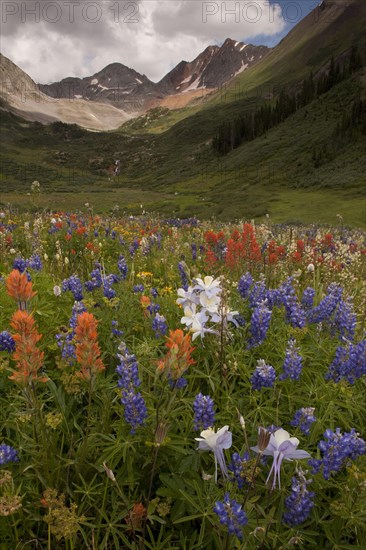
xmin=37 ymin=39 xmax=269 ymax=113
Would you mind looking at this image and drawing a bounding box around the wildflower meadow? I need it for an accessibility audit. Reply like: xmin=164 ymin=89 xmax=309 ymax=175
xmin=0 ymin=207 xmax=365 ymax=549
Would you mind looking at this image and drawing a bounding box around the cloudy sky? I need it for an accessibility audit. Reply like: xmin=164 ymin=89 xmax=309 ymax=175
xmin=1 ymin=0 xmax=317 ymax=83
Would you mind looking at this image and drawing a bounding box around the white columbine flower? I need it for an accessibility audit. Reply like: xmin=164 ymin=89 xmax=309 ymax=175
xmin=199 ymin=292 xmax=221 ymax=313
xmin=176 ymin=286 xmax=199 ymax=308
xmin=190 ymin=310 xmax=212 ymax=341
xmin=251 ymin=428 xmax=311 ymax=490
xmin=193 ymin=276 xmax=222 ymax=299
xmin=210 ymin=306 xmax=239 ymax=326
xmin=196 ymin=426 xmax=232 ymax=482
xmin=181 ymin=303 xmax=199 ymax=327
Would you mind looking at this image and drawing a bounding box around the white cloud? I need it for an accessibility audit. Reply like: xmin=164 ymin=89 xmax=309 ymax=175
xmin=1 ymin=1 xmax=286 ymax=83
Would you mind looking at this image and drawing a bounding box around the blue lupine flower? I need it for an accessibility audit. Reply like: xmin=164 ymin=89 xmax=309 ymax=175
xmin=325 ymin=340 xmax=366 ymax=384
xmin=193 ymin=393 xmax=215 ymax=431
xmin=250 ymin=359 xmax=276 ymax=390
xmin=307 ymin=283 xmax=343 ymax=324
xmin=56 ymin=302 xmax=87 ymax=364
xmin=13 ymin=257 xmax=27 ymax=273
xmin=147 ymin=303 xmax=160 ymax=315
xmin=120 ymin=391 xmax=148 ymax=434
xmin=302 ymin=287 xmax=316 ymax=310
xmin=291 ymin=407 xmax=316 ymax=436
xmin=238 ymin=272 xmax=254 ymax=300
xmin=178 ymin=262 xmax=189 ymax=291
xmin=228 ymin=452 xmax=250 ymax=489
xmin=247 ymin=301 xmax=272 ymax=348
xmin=116 ymin=342 xmax=147 ymax=433
xmin=309 ymin=428 xmax=366 ymax=479
xmin=152 ymin=313 xmax=168 ymax=338
xmin=282 ymin=468 xmax=315 ymax=526
xmin=28 ymin=254 xmax=43 ymax=271
xmin=129 ymin=238 xmax=139 ymax=257
xmin=168 ymin=376 xmax=187 ymax=389
xmin=278 ymin=278 xmax=306 ymax=328
xmin=213 ymin=493 xmax=248 ymax=539
xmin=111 ymin=320 xmax=123 ymax=337
xmin=191 ymin=243 xmax=197 ymax=261
xmin=103 ymin=276 xmax=117 ymax=300
xmin=279 ymin=340 xmax=303 ymax=381
xmin=62 ymin=275 xmax=84 ymax=301
xmin=117 ymin=255 xmax=128 ymax=279
xmin=133 ymin=284 xmax=144 ymax=293
xmin=331 ymin=298 xmax=357 ymax=340
xmin=150 ymin=287 xmax=159 ymax=298
xmin=116 ymin=344 xmax=141 ymax=389
xmin=249 ymin=280 xmax=267 ymax=308
xmin=0 ymin=331 xmax=16 ymax=353
xmin=0 ymin=444 xmax=19 ymax=465
xmin=85 ymin=268 xmax=102 ymax=291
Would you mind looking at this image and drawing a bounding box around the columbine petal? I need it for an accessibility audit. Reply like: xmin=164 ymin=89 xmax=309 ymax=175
xmin=195 ymin=426 xmax=232 ymax=482
xmin=251 ymin=427 xmax=311 ymax=489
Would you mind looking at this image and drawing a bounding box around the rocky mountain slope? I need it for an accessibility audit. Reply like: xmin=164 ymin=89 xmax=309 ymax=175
xmin=0 ymin=53 xmax=131 ymax=130
xmin=38 ymin=39 xmax=268 ymax=112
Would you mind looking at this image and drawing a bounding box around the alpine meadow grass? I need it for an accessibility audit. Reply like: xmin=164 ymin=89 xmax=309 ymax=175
xmin=0 ymin=206 xmax=365 ymax=549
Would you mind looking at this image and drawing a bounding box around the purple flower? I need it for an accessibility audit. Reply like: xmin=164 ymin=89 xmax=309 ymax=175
xmin=111 ymin=320 xmax=123 ymax=337
xmin=325 ymin=340 xmax=366 ymax=384
xmin=309 ymin=428 xmax=366 ymax=479
xmin=150 ymin=287 xmax=159 ymax=298
xmin=116 ymin=342 xmax=147 ymax=433
xmin=13 ymin=257 xmax=27 ymax=273
xmin=302 ymin=287 xmax=316 ymax=310
xmin=56 ymin=302 xmax=87 ymax=365
xmin=214 ymin=493 xmax=248 ymax=539
xmin=152 ymin=313 xmax=168 ymax=338
xmin=228 ymin=452 xmax=250 ymax=489
xmin=62 ymin=275 xmax=84 ymax=301
xmin=0 ymin=444 xmax=19 ymax=465
xmin=238 ymin=272 xmax=254 ymax=300
xmin=117 ymin=255 xmax=128 ymax=279
xmin=0 ymin=331 xmax=16 ymax=353
xmin=249 ymin=280 xmax=267 ymax=308
xmin=193 ymin=393 xmax=215 ymax=431
xmin=331 ymin=298 xmax=357 ymax=340
xmin=282 ymin=468 xmax=315 ymax=526
xmin=28 ymin=254 xmax=43 ymax=271
xmin=178 ymin=262 xmax=189 ymax=291
xmin=247 ymin=301 xmax=272 ymax=348
xmin=251 ymin=428 xmax=311 ymax=490
xmin=291 ymin=408 xmax=316 ymax=436
xmin=120 ymin=391 xmax=148 ymax=434
xmin=307 ymin=283 xmax=343 ymax=324
xmin=116 ymin=343 xmax=141 ymax=390
xmin=133 ymin=284 xmax=144 ymax=293
xmin=279 ymin=339 xmax=303 ymax=381
xmin=85 ymin=267 xmax=102 ymax=291
xmin=250 ymin=359 xmax=276 ymax=390
xmin=278 ymin=278 xmax=306 ymax=328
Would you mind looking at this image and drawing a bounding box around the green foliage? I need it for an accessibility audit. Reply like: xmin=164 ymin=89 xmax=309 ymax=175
xmin=0 ymin=210 xmax=365 ymax=548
